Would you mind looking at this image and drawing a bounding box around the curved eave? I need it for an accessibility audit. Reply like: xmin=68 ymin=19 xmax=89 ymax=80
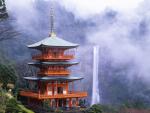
xmin=28 ymin=44 xmax=79 ymax=49
xmin=27 ymin=37 xmax=79 ymax=49
xmin=28 ymin=61 xmax=79 ymax=66
xmin=24 ymin=76 xmax=83 ymax=82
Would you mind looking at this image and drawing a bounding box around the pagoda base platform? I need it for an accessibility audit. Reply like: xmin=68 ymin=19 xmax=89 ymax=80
xmin=20 ymin=90 xmax=87 ymax=99
xmin=20 ymin=90 xmax=87 ymax=109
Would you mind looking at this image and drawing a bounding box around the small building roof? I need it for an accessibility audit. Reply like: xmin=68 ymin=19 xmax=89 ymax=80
xmin=28 ymin=61 xmax=79 ymax=66
xmin=28 ymin=36 xmax=79 ymax=49
xmin=24 ymin=76 xmax=83 ymax=82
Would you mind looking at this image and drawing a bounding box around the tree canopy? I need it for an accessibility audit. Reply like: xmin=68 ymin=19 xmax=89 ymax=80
xmin=0 ymin=64 xmax=17 ymax=89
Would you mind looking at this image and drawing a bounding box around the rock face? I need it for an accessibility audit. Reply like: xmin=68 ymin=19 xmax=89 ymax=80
xmin=0 ymin=0 xmax=8 ymax=19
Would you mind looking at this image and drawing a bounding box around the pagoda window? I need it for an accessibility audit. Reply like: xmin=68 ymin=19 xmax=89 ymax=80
xmin=53 ymin=52 xmax=57 ymax=58
xmin=57 ymin=87 xmax=63 ymax=94
xmin=40 ymin=82 xmax=46 ymax=94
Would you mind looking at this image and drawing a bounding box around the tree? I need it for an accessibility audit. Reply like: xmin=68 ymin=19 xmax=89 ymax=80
xmin=0 ymin=19 xmax=20 ymax=42
xmin=15 ymin=61 xmax=38 ymax=88
xmin=0 ymin=89 xmax=9 ymax=113
xmin=0 ymin=0 xmax=8 ymax=19
xmin=0 ymin=0 xmax=19 ymax=42
xmin=0 ymin=89 xmax=34 ymax=113
xmin=84 ymin=104 xmax=103 ymax=113
xmin=0 ymin=64 xmax=17 ymax=89
xmin=6 ymin=98 xmax=34 ymax=113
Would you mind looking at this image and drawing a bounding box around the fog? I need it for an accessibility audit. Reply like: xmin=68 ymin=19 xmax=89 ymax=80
xmin=4 ymin=0 xmax=150 ymax=104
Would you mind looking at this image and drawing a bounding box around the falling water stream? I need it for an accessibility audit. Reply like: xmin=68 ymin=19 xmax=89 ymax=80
xmin=91 ymin=45 xmax=100 ymax=105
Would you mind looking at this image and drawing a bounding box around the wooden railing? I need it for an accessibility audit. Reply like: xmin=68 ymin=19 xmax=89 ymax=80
xmin=32 ymin=54 xmax=74 ymax=60
xmin=20 ymin=90 xmax=39 ymax=98
xmin=20 ymin=90 xmax=87 ymax=99
xmin=38 ymin=70 xmax=70 ymax=75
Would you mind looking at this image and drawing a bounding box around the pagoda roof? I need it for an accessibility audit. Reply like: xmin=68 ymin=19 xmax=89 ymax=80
xmin=28 ymin=36 xmax=79 ymax=49
xmin=24 ymin=76 xmax=83 ymax=82
xmin=28 ymin=61 xmax=79 ymax=66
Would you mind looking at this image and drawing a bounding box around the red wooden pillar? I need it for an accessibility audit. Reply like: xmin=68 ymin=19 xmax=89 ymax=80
xmin=50 ymin=99 xmax=52 ymax=107
xmin=49 ymin=99 xmax=51 ymax=107
xmin=56 ymin=81 xmax=58 ymax=95
xmin=52 ymin=81 xmax=54 ymax=95
xmin=76 ymin=98 xmax=79 ymax=106
xmin=56 ymin=99 xmax=59 ymax=108
xmin=27 ymin=97 xmax=30 ymax=105
xmin=46 ymin=82 xmax=48 ymax=96
xmin=63 ymin=99 xmax=66 ymax=107
xmin=38 ymin=81 xmax=41 ymax=98
xmin=69 ymin=98 xmax=72 ymax=108
xmin=72 ymin=82 xmax=74 ymax=92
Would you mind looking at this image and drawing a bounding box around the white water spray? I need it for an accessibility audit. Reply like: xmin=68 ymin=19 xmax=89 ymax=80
xmin=91 ymin=45 xmax=100 ymax=105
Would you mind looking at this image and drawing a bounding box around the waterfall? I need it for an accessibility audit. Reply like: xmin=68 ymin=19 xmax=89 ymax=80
xmin=91 ymin=45 xmax=100 ymax=105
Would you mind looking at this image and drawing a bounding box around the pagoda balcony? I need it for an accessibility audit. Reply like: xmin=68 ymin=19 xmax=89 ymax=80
xmin=32 ymin=54 xmax=74 ymax=60
xmin=38 ymin=70 xmax=70 ymax=75
xmin=20 ymin=90 xmax=87 ymax=99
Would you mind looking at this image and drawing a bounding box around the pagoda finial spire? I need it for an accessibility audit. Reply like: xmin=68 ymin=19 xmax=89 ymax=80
xmin=49 ymin=1 xmax=56 ymax=37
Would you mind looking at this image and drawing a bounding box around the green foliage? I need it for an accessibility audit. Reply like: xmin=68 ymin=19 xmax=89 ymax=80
xmin=0 ymin=63 xmax=17 ymax=89
xmin=42 ymin=99 xmax=54 ymax=112
xmin=79 ymin=99 xmax=86 ymax=107
xmin=6 ymin=98 xmax=34 ymax=113
xmin=122 ymin=99 xmax=148 ymax=109
xmin=101 ymin=105 xmax=119 ymax=113
xmin=18 ymin=104 xmax=34 ymax=113
xmin=55 ymin=109 xmax=63 ymax=113
xmin=6 ymin=98 xmax=22 ymax=113
xmin=0 ymin=89 xmax=34 ymax=113
xmin=84 ymin=104 xmax=102 ymax=113
xmin=0 ymin=0 xmax=5 ymax=6
xmin=0 ymin=89 xmax=9 ymax=113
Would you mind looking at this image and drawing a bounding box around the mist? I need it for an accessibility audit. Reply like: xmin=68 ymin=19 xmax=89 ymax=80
xmin=3 ymin=0 xmax=150 ymax=104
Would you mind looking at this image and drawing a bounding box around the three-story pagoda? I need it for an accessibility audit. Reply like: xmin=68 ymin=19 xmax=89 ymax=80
xmin=20 ymin=7 xmax=87 ymax=109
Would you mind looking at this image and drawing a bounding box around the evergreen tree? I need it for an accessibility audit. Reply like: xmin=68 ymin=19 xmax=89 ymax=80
xmin=0 ymin=0 xmax=8 ymax=19
xmin=0 ymin=64 xmax=17 ymax=89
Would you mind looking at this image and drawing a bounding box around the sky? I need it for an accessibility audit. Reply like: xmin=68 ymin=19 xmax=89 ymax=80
xmin=57 ymin=0 xmax=144 ymax=19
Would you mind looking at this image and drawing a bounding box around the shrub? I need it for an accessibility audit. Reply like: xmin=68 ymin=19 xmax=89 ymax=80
xmin=42 ymin=99 xmax=54 ymax=112
xmin=55 ymin=109 xmax=63 ymax=113
xmin=6 ymin=98 xmax=34 ymax=113
xmin=0 ymin=89 xmax=9 ymax=113
xmin=84 ymin=104 xmax=102 ymax=113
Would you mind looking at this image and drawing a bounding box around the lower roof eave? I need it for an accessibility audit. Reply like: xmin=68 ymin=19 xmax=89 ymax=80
xmin=28 ymin=61 xmax=79 ymax=66
xmin=23 ymin=76 xmax=84 ymax=82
